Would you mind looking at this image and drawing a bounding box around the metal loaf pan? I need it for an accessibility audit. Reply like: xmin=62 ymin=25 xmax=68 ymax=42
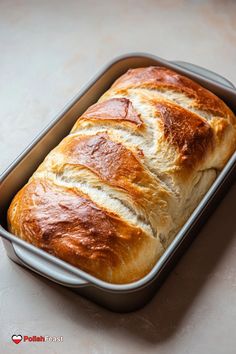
xmin=0 ymin=53 xmax=235 ymax=312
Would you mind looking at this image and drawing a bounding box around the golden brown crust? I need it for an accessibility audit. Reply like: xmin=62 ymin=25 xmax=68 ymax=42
xmin=155 ymin=101 xmax=213 ymax=167
xmin=71 ymin=97 xmax=144 ymax=135
xmin=81 ymin=98 xmax=143 ymax=126
xmin=63 ymin=134 xmax=143 ymax=183
xmin=8 ymin=179 xmax=160 ymax=283
xmin=57 ymin=134 xmax=148 ymax=193
xmin=7 ymin=65 xmax=236 ymax=284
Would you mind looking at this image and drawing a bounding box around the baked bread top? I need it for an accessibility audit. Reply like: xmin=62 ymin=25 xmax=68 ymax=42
xmin=8 ymin=66 xmax=236 ymax=284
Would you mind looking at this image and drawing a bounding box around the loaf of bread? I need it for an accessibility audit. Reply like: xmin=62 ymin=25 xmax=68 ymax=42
xmin=8 ymin=66 xmax=236 ymax=284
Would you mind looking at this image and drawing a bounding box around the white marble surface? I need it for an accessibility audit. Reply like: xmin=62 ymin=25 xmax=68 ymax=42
xmin=0 ymin=1 xmax=236 ymax=353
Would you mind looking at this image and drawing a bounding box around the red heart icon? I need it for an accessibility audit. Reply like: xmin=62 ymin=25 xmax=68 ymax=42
xmin=12 ymin=335 xmax=22 ymax=344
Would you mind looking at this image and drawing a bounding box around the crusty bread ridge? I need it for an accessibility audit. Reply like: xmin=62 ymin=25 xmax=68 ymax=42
xmin=8 ymin=66 xmax=236 ymax=283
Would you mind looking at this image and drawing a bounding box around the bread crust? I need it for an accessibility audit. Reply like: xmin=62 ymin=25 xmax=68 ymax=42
xmin=8 ymin=66 xmax=236 ymax=283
